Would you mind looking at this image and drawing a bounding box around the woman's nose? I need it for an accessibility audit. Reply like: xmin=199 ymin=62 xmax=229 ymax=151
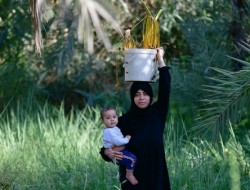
xmin=139 ymin=94 xmax=144 ymax=99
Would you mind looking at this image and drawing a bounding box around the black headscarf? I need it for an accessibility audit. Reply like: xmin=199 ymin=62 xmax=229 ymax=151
xmin=129 ymin=82 xmax=153 ymax=114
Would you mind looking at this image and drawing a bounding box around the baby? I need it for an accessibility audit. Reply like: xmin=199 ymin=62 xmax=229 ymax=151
xmin=101 ymin=106 xmax=138 ymax=185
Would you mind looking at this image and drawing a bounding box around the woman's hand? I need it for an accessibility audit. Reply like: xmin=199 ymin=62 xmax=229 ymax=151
xmin=156 ymin=47 xmax=166 ymax=68
xmin=104 ymin=147 xmax=124 ymax=160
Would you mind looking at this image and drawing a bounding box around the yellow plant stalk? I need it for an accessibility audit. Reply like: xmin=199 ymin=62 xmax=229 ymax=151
xmin=142 ymin=16 xmax=160 ymax=48
xmin=123 ymin=29 xmax=137 ymax=49
xmin=141 ymin=1 xmax=163 ymax=49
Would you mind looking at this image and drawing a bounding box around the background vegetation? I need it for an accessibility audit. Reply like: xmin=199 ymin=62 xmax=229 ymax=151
xmin=0 ymin=0 xmax=249 ymax=189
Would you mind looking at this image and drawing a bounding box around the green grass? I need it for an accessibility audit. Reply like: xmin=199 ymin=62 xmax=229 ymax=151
xmin=0 ymin=102 xmax=249 ymax=190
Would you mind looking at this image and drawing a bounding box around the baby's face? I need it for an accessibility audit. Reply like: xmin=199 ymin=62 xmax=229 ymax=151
xmin=102 ymin=109 xmax=118 ymax=128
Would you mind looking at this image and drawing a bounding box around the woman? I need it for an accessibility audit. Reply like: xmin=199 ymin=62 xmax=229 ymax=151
xmin=100 ymin=47 xmax=171 ymax=190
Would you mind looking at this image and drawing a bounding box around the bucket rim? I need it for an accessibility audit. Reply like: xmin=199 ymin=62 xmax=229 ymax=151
xmin=124 ymin=48 xmax=157 ymax=54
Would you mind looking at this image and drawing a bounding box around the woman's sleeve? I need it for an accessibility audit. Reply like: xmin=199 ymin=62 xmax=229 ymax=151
xmin=99 ymin=147 xmax=112 ymax=162
xmin=156 ymin=66 xmax=171 ymax=120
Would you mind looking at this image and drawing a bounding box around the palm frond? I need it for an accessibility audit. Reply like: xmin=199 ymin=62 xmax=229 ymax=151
xmin=193 ymin=55 xmax=250 ymax=140
xmin=27 ymin=0 xmax=123 ymax=54
xmin=77 ymin=0 xmax=122 ymax=54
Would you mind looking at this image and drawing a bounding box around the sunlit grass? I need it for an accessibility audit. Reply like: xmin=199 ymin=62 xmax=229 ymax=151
xmin=0 ymin=103 xmax=119 ymax=190
xmin=0 ymin=102 xmax=249 ymax=189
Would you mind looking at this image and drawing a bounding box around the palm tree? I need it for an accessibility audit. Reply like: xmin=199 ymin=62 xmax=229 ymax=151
xmin=194 ymin=42 xmax=250 ymax=140
xmin=172 ymin=0 xmax=250 ymax=140
xmin=27 ymin=0 xmax=123 ymax=54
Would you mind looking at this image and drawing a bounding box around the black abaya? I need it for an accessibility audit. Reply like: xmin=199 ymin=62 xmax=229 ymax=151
xmin=100 ymin=66 xmax=171 ymax=190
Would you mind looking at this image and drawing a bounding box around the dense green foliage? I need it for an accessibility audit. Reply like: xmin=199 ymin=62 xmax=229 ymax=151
xmin=1 ymin=0 xmax=249 ymax=138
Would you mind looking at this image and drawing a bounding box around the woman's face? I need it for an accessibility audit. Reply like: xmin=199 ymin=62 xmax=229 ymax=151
xmin=133 ymin=89 xmax=150 ymax=109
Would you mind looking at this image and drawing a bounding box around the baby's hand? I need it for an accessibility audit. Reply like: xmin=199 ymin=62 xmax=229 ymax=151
xmin=125 ymin=135 xmax=131 ymax=140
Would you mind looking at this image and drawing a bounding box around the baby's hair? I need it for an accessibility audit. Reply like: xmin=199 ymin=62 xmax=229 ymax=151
xmin=100 ymin=106 xmax=116 ymax=119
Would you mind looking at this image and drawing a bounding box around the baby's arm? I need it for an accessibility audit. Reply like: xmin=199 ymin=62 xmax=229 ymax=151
xmin=111 ymin=134 xmax=130 ymax=146
xmin=106 ymin=127 xmax=132 ymax=146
